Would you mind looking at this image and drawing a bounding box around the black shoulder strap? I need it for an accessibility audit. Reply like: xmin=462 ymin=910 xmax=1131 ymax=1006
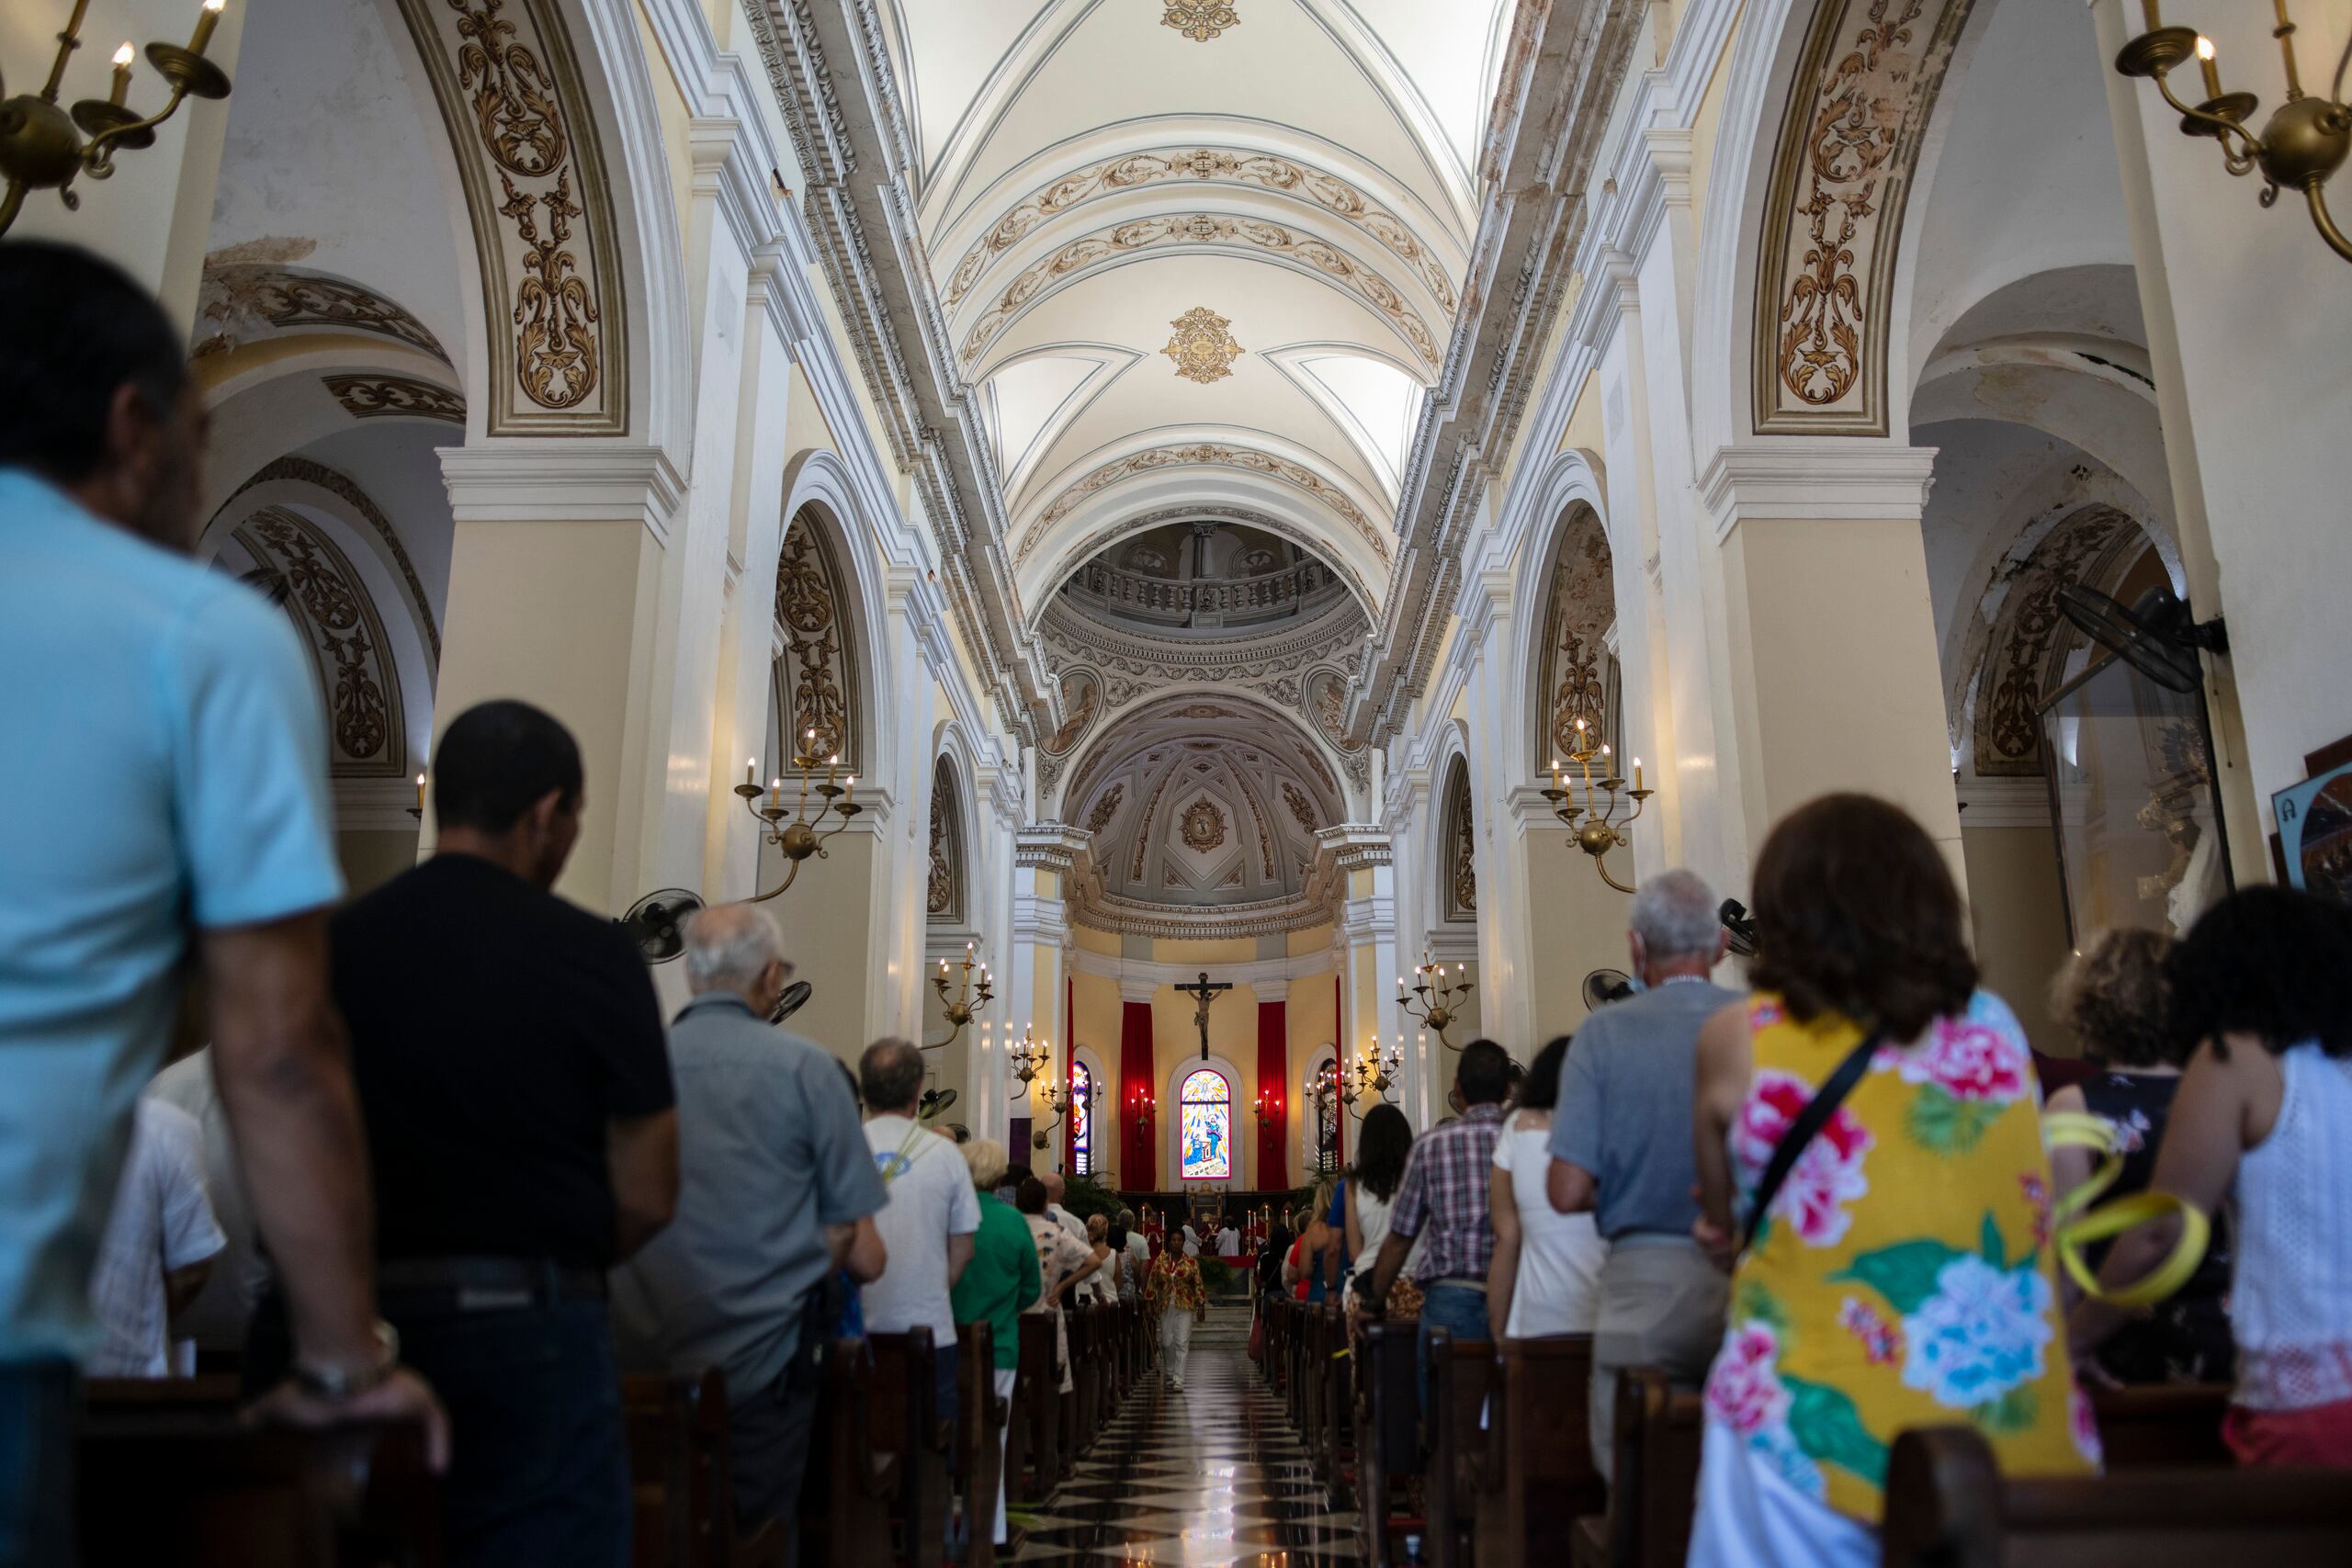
xmin=1740 ymin=1030 xmax=1882 ymax=1250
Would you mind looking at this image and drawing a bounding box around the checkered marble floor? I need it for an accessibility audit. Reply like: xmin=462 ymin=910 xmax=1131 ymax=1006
xmin=1003 ymin=1304 xmax=1362 ymax=1565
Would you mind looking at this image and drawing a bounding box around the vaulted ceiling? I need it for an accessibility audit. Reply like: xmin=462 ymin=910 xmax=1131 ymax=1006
xmin=872 ymin=0 xmax=1510 ymax=614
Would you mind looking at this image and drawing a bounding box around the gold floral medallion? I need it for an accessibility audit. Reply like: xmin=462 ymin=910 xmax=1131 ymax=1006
xmin=1162 ymin=306 xmax=1243 ymax=384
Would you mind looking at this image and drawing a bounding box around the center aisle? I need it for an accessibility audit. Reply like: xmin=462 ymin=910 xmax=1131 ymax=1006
xmin=1006 ymin=1302 xmax=1364 ymax=1564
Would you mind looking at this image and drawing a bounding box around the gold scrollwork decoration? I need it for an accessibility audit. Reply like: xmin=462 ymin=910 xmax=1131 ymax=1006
xmin=449 ymin=0 xmax=570 ymax=177
xmin=503 ymin=169 xmax=599 ymax=410
xmin=235 ymin=507 xmax=406 ymax=774
xmin=323 ymin=374 xmax=467 ymax=423
xmin=775 ymin=512 xmax=859 ymax=771
xmin=1161 ymin=1 xmax=1240 ymax=43
xmin=1163 ymin=306 xmax=1244 ymax=384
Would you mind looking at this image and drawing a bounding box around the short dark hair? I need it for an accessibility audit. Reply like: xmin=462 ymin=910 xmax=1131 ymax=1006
xmin=1015 ymin=1177 xmax=1048 ymax=1215
xmin=858 ymin=1037 xmax=924 ymax=1112
xmin=2052 ymin=928 xmax=2178 ymax=1067
xmin=2170 ymin=886 xmax=2352 ymax=1060
xmin=1455 ymin=1039 xmax=1512 ymax=1106
xmin=1750 ymin=794 xmax=1977 ymax=1042
xmin=1351 ymin=1103 xmax=1415 ymax=1201
xmin=0 ymin=241 xmax=188 ymax=483
xmin=432 ymin=700 xmax=583 ymax=833
xmin=1511 ymin=1035 xmax=1573 ymax=1113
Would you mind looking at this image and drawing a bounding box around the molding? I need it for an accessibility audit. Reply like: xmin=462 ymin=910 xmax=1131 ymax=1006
xmin=1957 ymin=776 xmax=2057 ymax=831
xmin=1014 ymin=822 xmax=1095 ymax=874
xmin=437 ymin=444 xmax=685 ymax=539
xmin=1697 ymin=444 xmax=1939 ymax=538
xmin=1117 ymin=975 xmax=1159 ymax=1005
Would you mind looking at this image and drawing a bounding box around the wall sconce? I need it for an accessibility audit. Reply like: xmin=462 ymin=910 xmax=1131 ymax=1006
xmin=1251 ymin=1090 xmax=1281 ymax=1124
xmin=1007 ymin=1025 xmax=1050 ymax=1094
xmin=1396 ymin=950 xmax=1474 ymax=1049
xmin=1 ymin=0 xmax=236 ymax=238
xmin=735 ymin=738 xmax=860 ymax=903
xmin=1542 ymin=719 xmax=1651 ymax=894
xmin=926 ymin=942 xmax=992 ymax=1050
xmin=1130 ymin=1089 xmax=1157 ymax=1131
xmin=2113 ymin=1 xmax=2351 ymax=262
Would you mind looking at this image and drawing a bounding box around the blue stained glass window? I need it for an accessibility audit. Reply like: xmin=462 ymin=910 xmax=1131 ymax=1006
xmin=1069 ymin=1061 xmax=1092 ymax=1177
xmin=1180 ymin=1067 xmax=1230 ymax=1181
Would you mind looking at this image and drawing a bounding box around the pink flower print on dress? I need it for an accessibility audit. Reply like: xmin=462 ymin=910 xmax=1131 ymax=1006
xmin=1704 ymin=1322 xmax=1792 ymax=1436
xmin=1838 ymin=1295 xmax=1902 ymax=1365
xmin=1730 ymin=1069 xmax=1874 ymax=1247
xmin=1897 ymin=1015 xmax=2030 ymax=1105
xmin=1749 ymin=997 xmax=1787 ymax=1029
xmin=2068 ymin=1385 xmax=2106 ymax=1466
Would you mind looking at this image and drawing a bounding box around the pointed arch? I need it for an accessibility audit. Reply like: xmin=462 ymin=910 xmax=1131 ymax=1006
xmin=1440 ymin=754 xmax=1476 ymax=924
xmin=772 ymin=503 xmax=865 ymax=778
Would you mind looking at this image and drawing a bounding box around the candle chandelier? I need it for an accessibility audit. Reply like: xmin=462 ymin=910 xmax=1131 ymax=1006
xmin=2113 ymin=1 xmax=2352 ymax=263
xmin=1345 ymin=1037 xmax=1401 ymax=1111
xmin=1250 ymin=1089 xmax=1281 ymax=1124
xmin=1542 ymin=716 xmax=1651 ymax=894
xmin=1035 ymin=1073 xmax=1090 ymax=1151
xmin=1007 ymin=1026 xmax=1052 ymax=1094
xmin=732 ymin=734 xmax=860 ymax=903
xmin=1396 ymin=952 xmax=1474 ymax=1049
xmin=1130 ymin=1088 xmax=1158 ymax=1132
xmin=1 ymin=1 xmax=234 ymax=238
xmin=925 ymin=942 xmax=992 ymax=1051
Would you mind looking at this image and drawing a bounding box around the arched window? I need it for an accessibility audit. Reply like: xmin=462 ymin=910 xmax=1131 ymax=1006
xmin=1179 ymin=1067 xmax=1232 ymax=1181
xmin=1069 ymin=1059 xmax=1094 ymax=1178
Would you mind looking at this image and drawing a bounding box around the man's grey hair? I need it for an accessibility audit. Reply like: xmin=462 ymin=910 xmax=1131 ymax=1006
xmin=963 ymin=1138 xmax=1009 ymax=1190
xmin=1630 ymin=868 xmax=1721 ymax=960
xmin=681 ymin=903 xmax=784 ymax=993
xmin=1117 ymin=1208 xmax=1136 ymax=1227
xmin=858 ymin=1037 xmax=924 ymax=1115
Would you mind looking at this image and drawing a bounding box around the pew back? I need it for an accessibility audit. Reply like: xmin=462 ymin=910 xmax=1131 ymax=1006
xmin=1424 ymin=1330 xmax=1491 ymax=1568
xmin=1478 ymin=1335 xmax=1602 ymax=1568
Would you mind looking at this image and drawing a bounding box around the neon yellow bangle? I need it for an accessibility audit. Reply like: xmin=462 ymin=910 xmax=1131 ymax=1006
xmin=2041 ymin=1109 xmax=2212 ymax=1309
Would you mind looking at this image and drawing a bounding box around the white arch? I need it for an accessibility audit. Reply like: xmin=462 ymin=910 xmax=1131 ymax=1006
xmin=777 ymin=448 xmax=899 ymax=795
xmin=1502 ymin=450 xmax=1617 ymax=793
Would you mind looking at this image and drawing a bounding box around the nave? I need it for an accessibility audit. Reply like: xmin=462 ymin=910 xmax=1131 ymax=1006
xmin=1008 ymin=1307 xmax=1361 ymax=1567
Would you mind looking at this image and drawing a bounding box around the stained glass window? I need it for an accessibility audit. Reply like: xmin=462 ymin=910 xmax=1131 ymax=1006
xmin=1179 ymin=1067 xmax=1231 ymax=1181
xmin=1069 ymin=1060 xmax=1093 ymax=1178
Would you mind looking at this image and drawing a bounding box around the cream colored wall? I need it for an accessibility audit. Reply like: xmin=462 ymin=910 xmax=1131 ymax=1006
xmin=1684 ymin=3 xmax=1742 ymax=241
xmin=769 ymin=832 xmax=875 ymax=1064
xmin=631 ymin=0 xmax=697 ymax=243
xmin=1287 ymin=923 xmax=1334 ymax=957
xmin=335 ymin=829 xmax=421 ymax=897
xmin=1719 ymin=517 xmax=1966 ymax=889
xmin=1153 ymin=937 xmax=1260 ymax=965
xmin=1525 ymin=829 xmax=1634 ymax=1043
xmin=433 ymin=517 xmax=661 ymax=913
xmin=1073 ymin=924 xmax=1121 ymax=956
xmin=1962 ymin=824 xmax=2074 ymax=1056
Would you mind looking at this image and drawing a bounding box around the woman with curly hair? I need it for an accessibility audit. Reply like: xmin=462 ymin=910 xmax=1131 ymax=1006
xmin=2044 ymin=928 xmax=2233 ymax=1384
xmin=1687 ymin=795 xmax=2092 ymax=1568
xmin=2069 ymin=886 xmax=2352 ymax=1466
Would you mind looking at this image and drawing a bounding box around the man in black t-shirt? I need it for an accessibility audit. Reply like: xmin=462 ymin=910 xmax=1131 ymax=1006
xmin=327 ymin=700 xmax=678 ymax=1568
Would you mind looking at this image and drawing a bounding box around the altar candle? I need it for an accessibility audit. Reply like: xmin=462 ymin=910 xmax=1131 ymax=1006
xmin=190 ymin=0 xmax=226 ymax=57
xmin=109 ymin=42 xmax=133 ymax=106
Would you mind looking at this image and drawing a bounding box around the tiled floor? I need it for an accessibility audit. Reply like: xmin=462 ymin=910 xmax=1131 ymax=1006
xmin=1003 ymin=1305 xmax=1363 ymax=1565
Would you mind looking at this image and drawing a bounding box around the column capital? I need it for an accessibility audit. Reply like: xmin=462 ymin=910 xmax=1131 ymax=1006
xmin=1014 ymin=822 xmax=1093 ymax=874
xmin=1254 ymin=977 xmax=1294 ymax=1006
xmin=438 ymin=443 xmax=686 ymax=541
xmin=1117 ymin=976 xmax=1159 ymax=1005
xmin=1698 ymin=442 xmax=1939 ymax=540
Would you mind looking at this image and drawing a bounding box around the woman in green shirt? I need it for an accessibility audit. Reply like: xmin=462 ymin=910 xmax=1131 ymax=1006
xmin=951 ymin=1139 xmax=1041 ymax=1548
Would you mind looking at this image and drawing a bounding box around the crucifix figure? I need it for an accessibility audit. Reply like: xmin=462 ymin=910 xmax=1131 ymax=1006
xmin=1177 ymin=970 xmax=1232 ymax=1061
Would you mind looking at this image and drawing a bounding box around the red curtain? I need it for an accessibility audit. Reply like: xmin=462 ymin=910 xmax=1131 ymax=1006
xmin=1119 ymin=999 xmax=1155 ymax=1189
xmin=1256 ymin=998 xmax=1288 ymax=1191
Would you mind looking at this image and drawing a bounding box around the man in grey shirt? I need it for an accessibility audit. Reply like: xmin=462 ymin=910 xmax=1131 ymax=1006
xmin=611 ymin=904 xmax=885 ymax=1530
xmin=1548 ymin=869 xmax=1738 ymax=1476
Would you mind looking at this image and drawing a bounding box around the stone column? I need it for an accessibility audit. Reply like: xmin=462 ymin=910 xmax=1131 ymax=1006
xmin=1695 ymin=445 xmax=1962 ymax=890
xmin=1322 ymin=829 xmax=1403 ymax=1122
xmin=433 ymin=446 xmax=686 ymax=914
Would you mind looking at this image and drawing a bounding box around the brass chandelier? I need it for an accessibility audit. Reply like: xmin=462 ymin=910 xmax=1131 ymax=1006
xmin=2114 ymin=1 xmax=2352 ymax=262
xmin=925 ymin=942 xmax=993 ymax=1051
xmin=733 ymin=734 xmax=860 ymax=902
xmin=1542 ymin=716 xmax=1652 ymax=894
xmin=1 ymin=1 xmax=234 ymax=238
xmin=1396 ymin=953 xmax=1474 ymax=1049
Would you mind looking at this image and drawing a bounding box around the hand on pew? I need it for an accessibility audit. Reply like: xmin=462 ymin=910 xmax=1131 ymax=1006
xmin=243 ymin=1363 xmax=451 ymax=1473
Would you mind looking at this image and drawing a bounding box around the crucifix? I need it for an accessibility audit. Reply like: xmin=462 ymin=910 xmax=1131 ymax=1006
xmin=1177 ymin=970 xmax=1232 ymax=1061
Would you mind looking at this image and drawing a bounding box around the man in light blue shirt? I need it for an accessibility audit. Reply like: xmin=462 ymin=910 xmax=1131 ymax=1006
xmin=0 ymin=241 xmax=444 ymax=1562
xmin=1547 ymin=868 xmax=1737 ymax=1476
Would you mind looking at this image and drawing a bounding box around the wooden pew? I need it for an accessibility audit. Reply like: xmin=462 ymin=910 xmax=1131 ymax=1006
xmin=866 ymin=1329 xmax=952 ymax=1568
xmin=2089 ymin=1382 xmax=2232 ymax=1468
xmin=622 ymin=1368 xmax=787 ymax=1568
xmin=955 ymin=1324 xmax=1007 ymax=1568
xmin=1353 ymin=1319 xmax=1421 ymax=1565
xmin=1422 ymin=1329 xmax=1491 ymax=1568
xmin=76 ymin=1408 xmax=441 ymax=1568
xmin=1010 ymin=1314 xmax=1059 ymax=1503
xmin=1882 ymin=1425 xmax=2352 ymax=1568
xmin=1569 ymin=1367 xmax=1702 ymax=1568
xmin=1474 ymin=1335 xmax=1604 ymax=1568
xmin=1069 ymin=1305 xmax=1102 ymax=1453
xmin=798 ymin=1342 xmax=896 ymax=1568
xmin=1321 ymin=1302 xmax=1355 ymax=1493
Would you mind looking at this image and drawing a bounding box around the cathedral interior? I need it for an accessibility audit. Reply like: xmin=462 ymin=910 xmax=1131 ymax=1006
xmin=17 ymin=0 xmax=2345 ymax=1182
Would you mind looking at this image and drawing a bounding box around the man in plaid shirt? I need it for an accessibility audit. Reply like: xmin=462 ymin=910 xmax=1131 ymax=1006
xmin=1353 ymin=1040 xmax=1513 ymax=1395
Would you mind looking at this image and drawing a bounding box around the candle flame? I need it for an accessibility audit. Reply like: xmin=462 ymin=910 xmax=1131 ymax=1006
xmin=2195 ymin=33 xmax=2214 ymax=61
xmin=113 ymin=41 xmax=134 ymax=65
xmin=204 ymin=0 xmax=225 ymax=12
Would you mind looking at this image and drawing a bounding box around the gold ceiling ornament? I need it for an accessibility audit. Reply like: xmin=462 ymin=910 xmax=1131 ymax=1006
xmin=2113 ymin=3 xmax=2352 ymax=263
xmin=1160 ymin=1 xmax=1240 ymax=44
xmin=0 ymin=0 xmax=235 ymax=239
xmin=1180 ymin=796 xmax=1228 ymax=852
xmin=1162 ymin=305 xmax=1244 ymax=384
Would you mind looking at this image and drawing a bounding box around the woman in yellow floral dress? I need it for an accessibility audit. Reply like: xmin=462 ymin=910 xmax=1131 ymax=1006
xmin=1689 ymin=795 xmax=2097 ymax=1566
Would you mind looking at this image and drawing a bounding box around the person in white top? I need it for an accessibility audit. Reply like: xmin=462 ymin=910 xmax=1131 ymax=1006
xmin=1042 ymin=1172 xmax=1087 ymax=1247
xmin=2070 ymin=887 xmax=2352 ymax=1464
xmin=1117 ymin=1209 xmax=1152 ymax=1304
xmin=1182 ymin=1220 xmax=1203 ymax=1258
xmin=87 ymin=1099 xmax=225 ymax=1377
xmin=144 ymin=1046 xmax=269 ymax=1357
xmin=1487 ymin=1034 xmax=1606 ymax=1338
xmin=1341 ymin=1105 xmax=1422 ymax=1307
xmin=1216 ymin=1222 xmax=1241 ymax=1258
xmin=857 ymin=1040 xmax=979 ymax=1429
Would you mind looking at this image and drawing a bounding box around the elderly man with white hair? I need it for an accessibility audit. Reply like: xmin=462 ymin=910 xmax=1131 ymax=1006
xmin=609 ymin=903 xmax=886 ymax=1537
xmin=1545 ymin=868 xmax=1739 ymax=1478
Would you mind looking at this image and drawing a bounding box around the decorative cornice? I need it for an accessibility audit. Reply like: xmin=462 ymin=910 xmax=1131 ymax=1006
xmin=1072 ymin=950 xmax=1332 ymax=995
xmin=1020 ymin=443 xmax=1390 ymax=567
xmin=1697 ymin=444 xmax=1939 ymax=539
xmin=1014 ymin=822 xmax=1095 ymax=875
